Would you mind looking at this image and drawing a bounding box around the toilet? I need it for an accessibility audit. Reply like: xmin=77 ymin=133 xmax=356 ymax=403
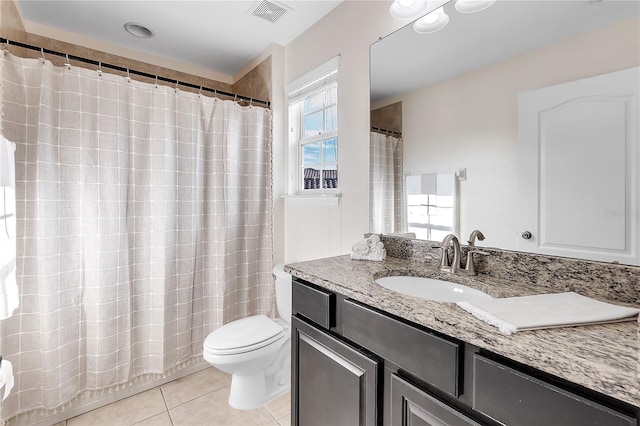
xmin=203 ymin=264 xmax=292 ymax=410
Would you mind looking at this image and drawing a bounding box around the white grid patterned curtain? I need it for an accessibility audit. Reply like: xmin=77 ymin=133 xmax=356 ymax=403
xmin=0 ymin=53 xmax=274 ymax=420
xmin=370 ymin=131 xmax=405 ymax=234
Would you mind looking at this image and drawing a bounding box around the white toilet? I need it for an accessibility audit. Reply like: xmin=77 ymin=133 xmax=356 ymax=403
xmin=202 ymin=264 xmax=292 ymax=410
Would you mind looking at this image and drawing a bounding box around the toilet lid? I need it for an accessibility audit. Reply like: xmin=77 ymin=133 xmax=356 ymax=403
xmin=204 ymin=315 xmax=284 ymax=355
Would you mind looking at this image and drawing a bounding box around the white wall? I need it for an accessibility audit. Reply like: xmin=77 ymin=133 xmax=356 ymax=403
xmin=280 ymin=1 xmax=430 ymax=263
xmin=401 ymin=17 xmax=640 ymax=250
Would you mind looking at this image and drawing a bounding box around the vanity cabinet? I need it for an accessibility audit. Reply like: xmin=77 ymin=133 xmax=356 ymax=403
xmin=292 ymin=317 xmax=379 ymax=426
xmin=291 ymin=278 xmax=638 ymax=426
xmin=390 ymin=374 xmax=480 ymax=426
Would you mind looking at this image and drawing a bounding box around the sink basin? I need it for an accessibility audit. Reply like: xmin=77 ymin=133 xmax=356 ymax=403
xmin=375 ymin=276 xmax=492 ymax=303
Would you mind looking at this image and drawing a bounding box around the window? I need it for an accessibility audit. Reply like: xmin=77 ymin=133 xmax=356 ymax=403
xmin=287 ymin=57 xmax=340 ymax=194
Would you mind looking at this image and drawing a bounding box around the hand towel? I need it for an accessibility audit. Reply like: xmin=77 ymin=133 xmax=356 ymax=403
xmin=0 ymin=359 xmax=14 ymax=400
xmin=351 ymin=235 xmax=386 ymax=261
xmin=457 ymin=292 xmax=639 ymax=335
xmin=0 ymin=137 xmax=16 ymax=188
xmin=0 ymin=136 xmax=19 ymax=319
xmin=352 ymin=240 xmax=369 ymax=255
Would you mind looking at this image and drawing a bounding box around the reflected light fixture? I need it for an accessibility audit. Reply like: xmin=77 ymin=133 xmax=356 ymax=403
xmin=124 ymin=22 xmax=154 ymax=38
xmin=413 ymin=7 xmax=449 ymax=34
xmin=390 ymin=0 xmax=428 ymax=19
xmin=455 ymin=0 xmax=496 ymax=13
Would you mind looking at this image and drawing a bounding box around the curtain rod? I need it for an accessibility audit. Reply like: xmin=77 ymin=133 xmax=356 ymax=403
xmin=371 ymin=126 xmax=402 ymax=137
xmin=0 ymin=38 xmax=270 ymax=108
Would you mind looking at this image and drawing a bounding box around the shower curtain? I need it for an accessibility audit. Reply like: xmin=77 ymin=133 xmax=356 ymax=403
xmin=370 ymin=131 xmax=405 ymax=234
xmin=0 ymin=53 xmax=274 ymax=420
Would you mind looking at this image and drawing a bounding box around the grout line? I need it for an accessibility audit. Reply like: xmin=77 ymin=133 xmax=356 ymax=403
xmin=159 ymin=385 xmax=170 ymax=411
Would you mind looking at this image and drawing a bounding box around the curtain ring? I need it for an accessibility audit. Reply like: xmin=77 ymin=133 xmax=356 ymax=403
xmin=126 ymin=68 xmax=131 ymax=83
xmin=96 ymin=61 xmax=103 ymax=77
xmin=198 ymin=86 xmax=203 ymax=98
xmin=249 ymin=98 xmax=253 ymax=108
xmin=40 ymin=47 xmax=46 ymax=64
xmin=64 ymin=54 xmax=71 ymax=70
xmin=175 ymin=80 xmax=179 ymax=92
xmin=154 ymin=75 xmax=158 ymax=88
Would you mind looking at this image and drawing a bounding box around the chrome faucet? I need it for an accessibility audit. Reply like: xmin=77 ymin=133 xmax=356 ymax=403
xmin=439 ymin=232 xmax=489 ymax=276
xmin=439 ymin=234 xmax=461 ymax=274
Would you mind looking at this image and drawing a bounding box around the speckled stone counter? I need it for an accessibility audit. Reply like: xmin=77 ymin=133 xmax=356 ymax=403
xmin=284 ymin=255 xmax=640 ymax=408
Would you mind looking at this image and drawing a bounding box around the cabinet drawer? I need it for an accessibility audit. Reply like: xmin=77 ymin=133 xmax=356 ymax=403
xmin=473 ymin=355 xmax=637 ymax=426
xmin=391 ymin=374 xmax=480 ymax=426
xmin=343 ymin=299 xmax=462 ymax=397
xmin=292 ymin=279 xmax=335 ymax=329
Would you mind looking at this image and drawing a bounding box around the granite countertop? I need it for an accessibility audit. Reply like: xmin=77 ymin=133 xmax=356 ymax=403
xmin=285 ymin=255 xmax=640 ymax=408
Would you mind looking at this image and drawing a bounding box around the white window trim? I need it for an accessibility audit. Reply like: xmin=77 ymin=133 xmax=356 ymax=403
xmin=286 ymin=56 xmax=341 ymax=197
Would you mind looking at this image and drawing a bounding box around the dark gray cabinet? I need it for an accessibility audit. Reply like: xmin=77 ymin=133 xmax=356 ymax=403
xmin=292 ymin=317 xmax=379 ymax=426
xmin=390 ymin=374 xmax=480 ymax=426
xmin=473 ymin=355 xmax=637 ymax=426
xmin=291 ymin=278 xmax=639 ymax=426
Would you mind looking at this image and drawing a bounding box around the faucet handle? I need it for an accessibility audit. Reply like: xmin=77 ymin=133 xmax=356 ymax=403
xmin=465 ymin=250 xmax=490 ymax=276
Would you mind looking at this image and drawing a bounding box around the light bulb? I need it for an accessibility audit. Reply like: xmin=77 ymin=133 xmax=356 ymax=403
xmin=413 ymin=7 xmax=449 ymax=34
xmin=455 ymin=0 xmax=496 ymax=14
xmin=390 ymin=0 xmax=428 ymax=19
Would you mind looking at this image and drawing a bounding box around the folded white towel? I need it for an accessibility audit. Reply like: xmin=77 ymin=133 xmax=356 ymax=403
xmin=457 ymin=292 xmax=639 ymax=335
xmin=351 ymin=235 xmax=386 ymax=261
xmin=352 ymin=241 xmax=370 ymax=255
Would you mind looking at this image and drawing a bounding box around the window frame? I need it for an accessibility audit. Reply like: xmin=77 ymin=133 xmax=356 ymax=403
xmin=286 ymin=56 xmax=341 ymax=197
xmin=297 ymin=84 xmax=339 ymax=193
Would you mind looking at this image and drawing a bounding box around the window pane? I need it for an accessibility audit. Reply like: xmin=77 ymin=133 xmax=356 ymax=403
xmin=303 ymin=142 xmax=321 ymax=166
xmin=304 ymin=110 xmax=323 ymax=137
xmin=304 ymin=92 xmax=324 ymax=113
xmin=322 ymin=164 xmax=338 ymax=189
xmin=323 ymin=137 xmax=338 ymax=163
xmin=325 ymin=106 xmax=337 ymax=132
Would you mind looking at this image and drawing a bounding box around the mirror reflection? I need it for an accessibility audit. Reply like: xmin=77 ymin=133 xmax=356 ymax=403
xmin=369 ymin=0 xmax=640 ymax=262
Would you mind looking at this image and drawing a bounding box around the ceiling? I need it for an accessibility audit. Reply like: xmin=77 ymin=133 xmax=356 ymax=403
xmin=371 ymin=0 xmax=640 ymax=103
xmin=17 ymin=0 xmax=342 ymax=77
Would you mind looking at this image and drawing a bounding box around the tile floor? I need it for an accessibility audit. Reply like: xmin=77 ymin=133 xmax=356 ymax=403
xmin=55 ymin=368 xmax=290 ymax=426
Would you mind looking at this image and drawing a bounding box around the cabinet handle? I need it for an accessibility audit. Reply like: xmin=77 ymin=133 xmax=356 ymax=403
xmin=521 ymin=231 xmax=532 ymax=240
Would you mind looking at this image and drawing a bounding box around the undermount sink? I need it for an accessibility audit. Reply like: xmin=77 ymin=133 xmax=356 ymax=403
xmin=374 ymin=276 xmax=492 ymax=303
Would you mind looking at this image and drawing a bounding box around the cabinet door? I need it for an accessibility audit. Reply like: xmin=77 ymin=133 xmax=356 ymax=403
xmin=390 ymin=375 xmax=480 ymax=426
xmin=292 ymin=317 xmax=379 ymax=426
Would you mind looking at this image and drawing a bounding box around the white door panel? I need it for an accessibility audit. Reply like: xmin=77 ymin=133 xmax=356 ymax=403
xmin=518 ymin=67 xmax=639 ymax=265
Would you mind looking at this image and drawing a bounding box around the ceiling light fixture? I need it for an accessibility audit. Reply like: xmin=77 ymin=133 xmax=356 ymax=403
xmin=455 ymin=0 xmax=496 ymax=14
xmin=389 ymin=0 xmax=428 ymax=20
xmin=124 ymin=22 xmax=154 ymax=38
xmin=413 ymin=7 xmax=449 ymax=34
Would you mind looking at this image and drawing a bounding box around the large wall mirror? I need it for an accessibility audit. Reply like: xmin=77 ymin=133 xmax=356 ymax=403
xmin=370 ymin=0 xmax=640 ymax=264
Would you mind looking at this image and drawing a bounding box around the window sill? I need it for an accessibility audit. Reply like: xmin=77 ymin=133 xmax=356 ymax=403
xmin=282 ymin=193 xmax=342 ymax=206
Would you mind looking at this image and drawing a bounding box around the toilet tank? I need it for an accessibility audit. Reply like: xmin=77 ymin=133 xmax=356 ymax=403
xmin=273 ymin=264 xmax=292 ymax=322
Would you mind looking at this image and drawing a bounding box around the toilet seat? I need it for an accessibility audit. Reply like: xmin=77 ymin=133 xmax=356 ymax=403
xmin=204 ymin=315 xmax=284 ymax=355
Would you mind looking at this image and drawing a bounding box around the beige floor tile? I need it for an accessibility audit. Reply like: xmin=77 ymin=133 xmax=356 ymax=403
xmin=265 ymin=392 xmax=290 ymax=421
xmin=169 ymin=388 xmax=278 ymax=426
xmin=161 ymin=367 xmax=232 ymax=409
xmin=52 ymin=422 xmax=67 ymax=426
xmin=132 ymin=411 xmax=173 ymax=426
xmin=67 ymin=388 xmax=167 ymax=426
xmin=277 ymin=414 xmax=291 ymax=426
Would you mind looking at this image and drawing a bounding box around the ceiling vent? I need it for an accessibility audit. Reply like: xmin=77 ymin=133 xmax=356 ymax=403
xmin=252 ymin=0 xmax=288 ymax=23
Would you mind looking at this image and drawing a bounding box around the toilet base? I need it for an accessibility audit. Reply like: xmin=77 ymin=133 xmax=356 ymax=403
xmin=228 ymin=339 xmax=291 ymax=410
